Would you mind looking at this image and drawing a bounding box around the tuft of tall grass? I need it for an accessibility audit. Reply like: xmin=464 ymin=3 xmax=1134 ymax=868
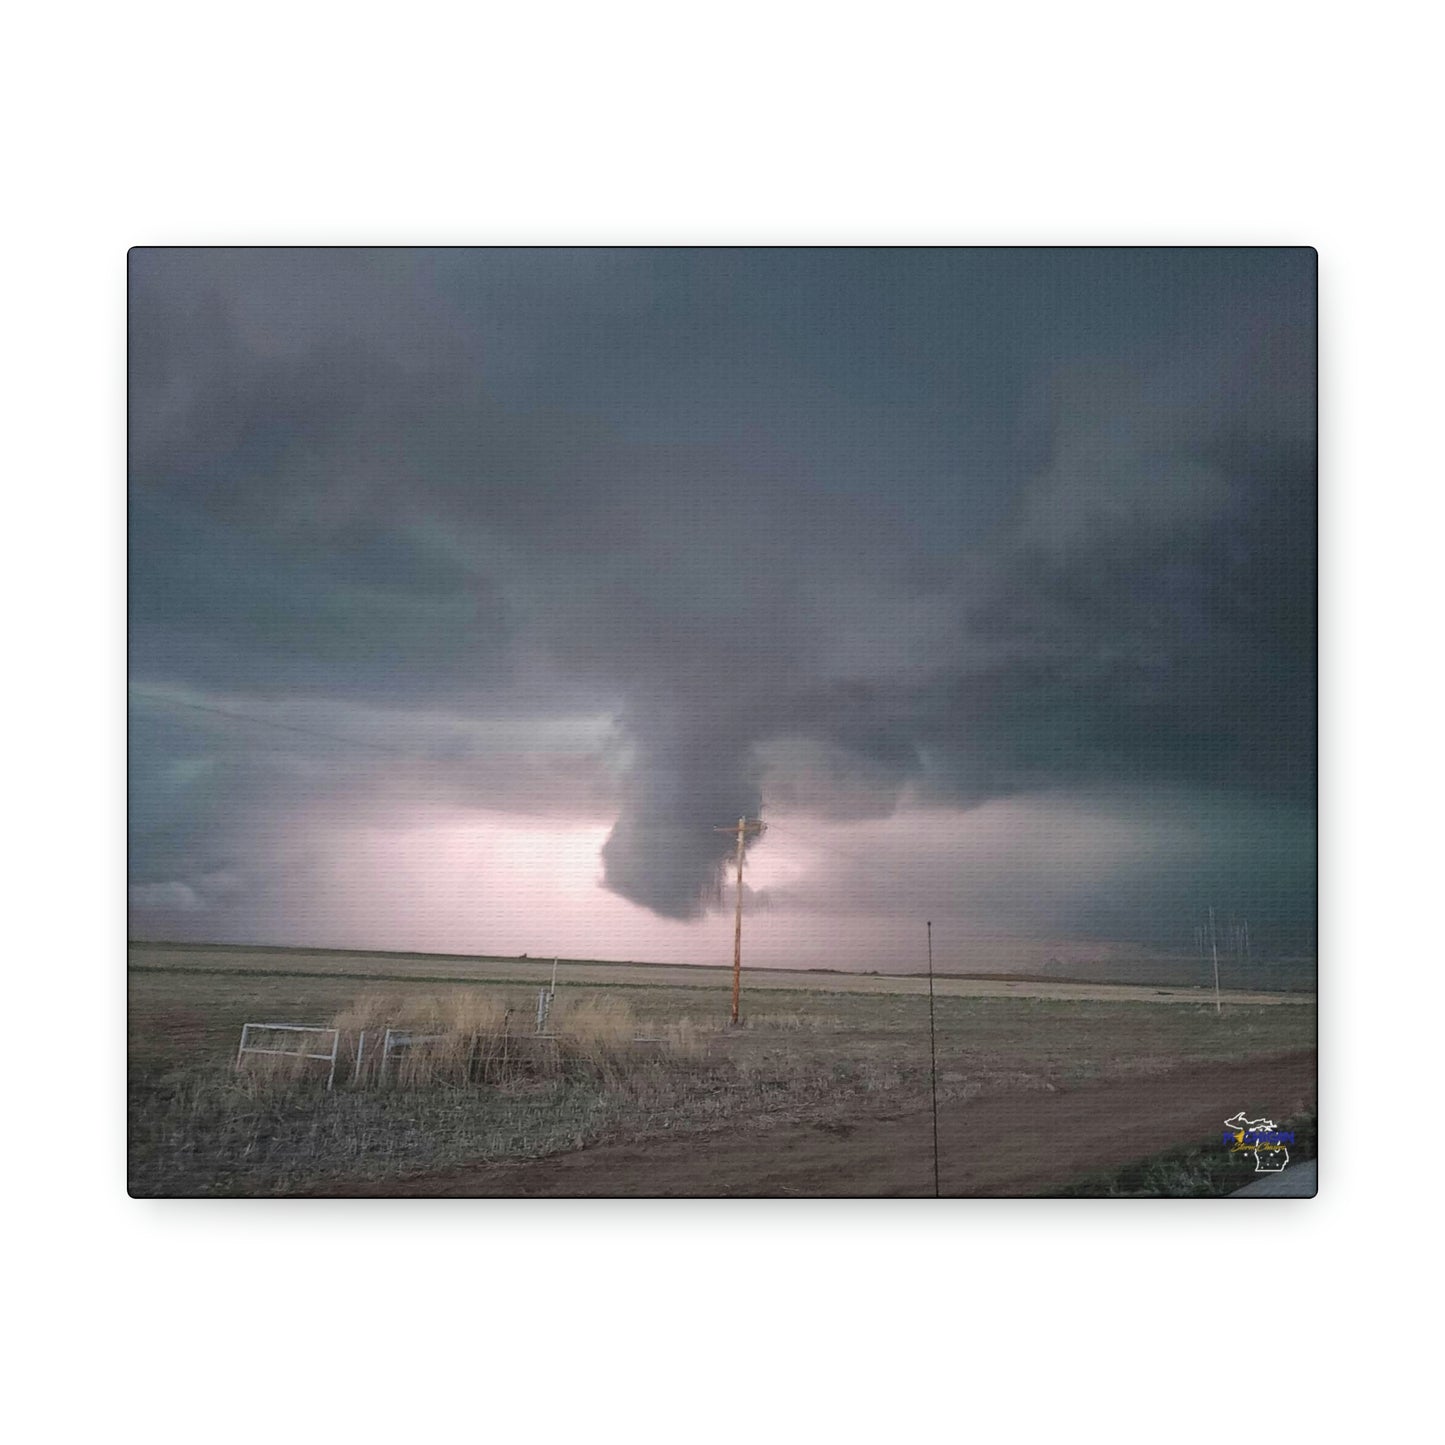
xmin=325 ymin=990 xmax=704 ymax=1091
xmin=331 ymin=993 xmax=394 ymax=1036
xmin=551 ymin=996 xmax=636 ymax=1055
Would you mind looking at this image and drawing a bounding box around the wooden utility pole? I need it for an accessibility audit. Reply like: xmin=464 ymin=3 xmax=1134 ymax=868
xmin=714 ymin=816 xmax=765 ymax=1025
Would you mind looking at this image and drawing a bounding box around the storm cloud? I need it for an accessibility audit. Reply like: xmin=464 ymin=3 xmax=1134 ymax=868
xmin=129 ymin=248 xmax=1315 ymax=957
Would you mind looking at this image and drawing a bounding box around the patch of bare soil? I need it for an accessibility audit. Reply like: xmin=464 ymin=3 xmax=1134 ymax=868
xmin=329 ymin=1050 xmax=1315 ymax=1197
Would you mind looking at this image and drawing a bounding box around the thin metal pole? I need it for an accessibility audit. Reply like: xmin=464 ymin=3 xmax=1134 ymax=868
xmin=731 ymin=816 xmax=746 ymax=1025
xmin=1209 ymin=905 xmax=1222 ymax=1015
xmin=550 ymin=956 xmax=558 ymax=998
xmin=927 ymin=921 xmax=940 ymax=1198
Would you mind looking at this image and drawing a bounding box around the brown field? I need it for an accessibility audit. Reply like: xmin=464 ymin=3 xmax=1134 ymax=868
xmin=128 ymin=941 xmax=1317 ymax=1197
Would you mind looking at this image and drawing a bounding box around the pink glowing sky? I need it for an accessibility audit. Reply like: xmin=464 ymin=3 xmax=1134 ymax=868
xmin=138 ymin=787 xmax=1222 ymax=972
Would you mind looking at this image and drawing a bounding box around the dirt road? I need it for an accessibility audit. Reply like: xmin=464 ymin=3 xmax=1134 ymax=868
xmin=337 ymin=1050 xmax=1315 ymax=1197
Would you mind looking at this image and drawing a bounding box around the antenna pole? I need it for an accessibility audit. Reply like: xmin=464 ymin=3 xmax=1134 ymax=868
xmin=927 ymin=920 xmax=940 ymax=1198
xmin=732 ymin=817 xmax=745 ymax=1023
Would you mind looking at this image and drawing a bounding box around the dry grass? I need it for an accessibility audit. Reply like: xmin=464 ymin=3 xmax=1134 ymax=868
xmin=129 ymin=966 xmax=1317 ymax=1197
xmin=325 ymin=989 xmax=708 ymax=1090
xmin=231 ymin=993 xmax=715 ymax=1093
xmin=128 ymin=987 xmax=911 ymax=1196
xmin=331 ymin=992 xmax=401 ymax=1035
xmin=741 ymin=1010 xmax=843 ymax=1032
xmin=550 ymin=996 xmax=711 ymax=1061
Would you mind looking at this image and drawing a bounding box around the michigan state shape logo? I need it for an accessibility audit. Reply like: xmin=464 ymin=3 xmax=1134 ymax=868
xmin=1223 ymin=1111 xmax=1293 ymax=1173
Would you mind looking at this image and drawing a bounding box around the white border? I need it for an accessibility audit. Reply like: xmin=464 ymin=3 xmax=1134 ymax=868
xmin=7 ymin=2 xmax=1438 ymax=1438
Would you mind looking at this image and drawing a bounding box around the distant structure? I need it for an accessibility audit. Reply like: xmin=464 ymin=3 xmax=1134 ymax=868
xmin=1194 ymin=909 xmax=1257 ymax=1012
xmin=1193 ymin=913 xmax=1252 ymax=966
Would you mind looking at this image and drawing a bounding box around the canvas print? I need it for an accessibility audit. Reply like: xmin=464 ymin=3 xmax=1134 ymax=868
xmin=128 ymin=247 xmax=1317 ymax=1197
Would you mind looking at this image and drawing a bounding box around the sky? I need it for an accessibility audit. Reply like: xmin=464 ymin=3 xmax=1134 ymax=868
xmin=128 ymin=248 xmax=1316 ymax=970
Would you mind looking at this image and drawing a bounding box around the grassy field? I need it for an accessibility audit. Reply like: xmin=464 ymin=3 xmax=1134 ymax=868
xmin=128 ymin=941 xmax=1317 ymax=1197
xmin=129 ymin=940 xmax=1315 ymax=1005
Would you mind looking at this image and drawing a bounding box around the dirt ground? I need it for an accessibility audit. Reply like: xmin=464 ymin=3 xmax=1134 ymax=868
xmin=329 ymin=1050 xmax=1316 ymax=1197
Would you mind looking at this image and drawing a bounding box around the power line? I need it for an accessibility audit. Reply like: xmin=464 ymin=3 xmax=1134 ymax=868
xmin=129 ymin=688 xmax=408 ymax=755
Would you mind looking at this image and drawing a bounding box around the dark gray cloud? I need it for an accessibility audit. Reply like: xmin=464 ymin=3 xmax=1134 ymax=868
xmin=129 ymin=248 xmax=1315 ymax=950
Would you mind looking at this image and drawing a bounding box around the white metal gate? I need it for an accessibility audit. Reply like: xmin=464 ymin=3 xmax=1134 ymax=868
xmin=235 ymin=1023 xmax=341 ymax=1089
